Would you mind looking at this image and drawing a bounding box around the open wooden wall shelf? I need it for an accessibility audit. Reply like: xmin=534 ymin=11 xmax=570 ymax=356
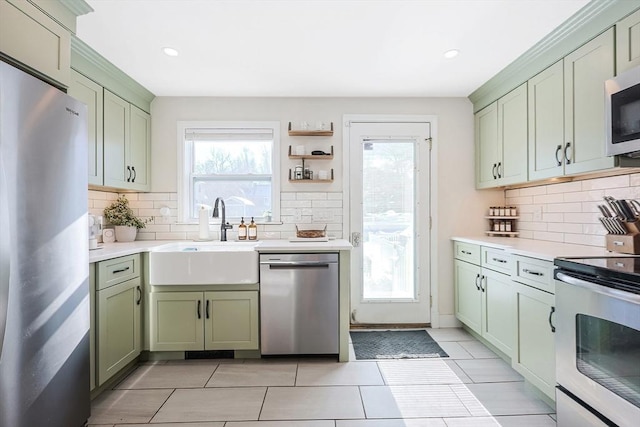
xmin=288 ymin=121 xmax=334 ymax=136
xmin=288 ymin=145 xmax=334 ymax=159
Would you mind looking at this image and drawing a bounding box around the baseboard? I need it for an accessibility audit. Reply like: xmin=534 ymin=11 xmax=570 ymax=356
xmin=350 ymin=323 xmax=430 ymax=330
xmin=437 ymin=315 xmax=462 ymax=328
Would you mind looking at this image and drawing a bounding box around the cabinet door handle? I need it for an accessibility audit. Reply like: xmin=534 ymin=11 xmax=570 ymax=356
xmin=131 ymin=166 xmax=137 ymax=183
xmin=197 ymin=300 xmax=201 ymax=319
xmin=555 ymin=145 xmax=563 ymax=166
xmin=136 ymin=286 xmax=141 ymax=305
xmin=497 ymin=162 xmax=502 ymax=178
xmin=461 ymin=250 xmax=472 ymax=255
xmin=549 ymin=306 xmax=556 ymax=333
xmin=206 ymin=300 xmax=210 ymax=319
xmin=523 ymin=268 xmax=543 ymax=277
xmin=480 ymin=275 xmax=486 ymax=292
xmin=112 ymin=266 xmax=130 ymax=274
xmin=475 ymin=274 xmax=480 ymax=291
xmin=564 ymin=142 xmax=571 ymax=165
xmin=127 ymin=165 xmax=132 ymax=182
xmin=492 ymin=163 xmax=497 ymax=179
xmin=492 ymin=257 xmax=507 ymax=264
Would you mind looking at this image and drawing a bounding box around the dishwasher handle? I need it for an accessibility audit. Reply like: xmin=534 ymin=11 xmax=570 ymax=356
xmin=265 ymin=261 xmax=332 ymax=269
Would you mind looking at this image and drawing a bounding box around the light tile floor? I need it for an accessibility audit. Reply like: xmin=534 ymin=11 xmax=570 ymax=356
xmin=89 ymin=328 xmax=555 ymax=427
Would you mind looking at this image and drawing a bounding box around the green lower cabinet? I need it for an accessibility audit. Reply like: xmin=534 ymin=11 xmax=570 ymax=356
xmin=97 ymin=277 xmax=141 ymax=386
xmin=150 ymin=291 xmax=259 ymax=352
xmin=89 ymin=263 xmax=96 ymax=391
xmin=481 ymin=269 xmax=514 ymax=356
xmin=149 ymin=292 xmax=204 ymax=351
xmin=454 ymin=260 xmax=482 ymax=335
xmin=512 ymin=281 xmax=556 ymax=400
xmin=205 ymin=291 xmax=259 ymax=351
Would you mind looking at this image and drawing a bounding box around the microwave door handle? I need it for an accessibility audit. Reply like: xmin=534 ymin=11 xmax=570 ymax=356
xmin=556 ymin=272 xmax=640 ymax=304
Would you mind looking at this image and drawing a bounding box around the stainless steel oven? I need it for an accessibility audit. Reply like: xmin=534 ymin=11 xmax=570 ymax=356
xmin=554 ymin=257 xmax=640 ymax=427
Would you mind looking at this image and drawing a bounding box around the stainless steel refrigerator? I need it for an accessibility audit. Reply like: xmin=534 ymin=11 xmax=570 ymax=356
xmin=0 ymin=61 xmax=90 ymax=427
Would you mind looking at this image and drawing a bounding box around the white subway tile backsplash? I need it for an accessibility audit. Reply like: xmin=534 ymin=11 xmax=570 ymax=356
xmin=581 ymin=175 xmax=630 ymax=190
xmin=89 ymin=190 xmax=345 ymax=242
xmin=296 ymin=192 xmax=327 ymax=200
xmin=508 ymin=174 xmax=640 ymax=248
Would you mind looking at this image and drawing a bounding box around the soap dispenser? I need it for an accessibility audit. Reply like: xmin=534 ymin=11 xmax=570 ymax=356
xmin=238 ymin=217 xmax=247 ymax=240
xmin=248 ymin=217 xmax=257 ymax=240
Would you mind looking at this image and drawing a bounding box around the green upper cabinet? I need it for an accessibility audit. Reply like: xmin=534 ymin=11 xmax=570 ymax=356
xmin=528 ymin=60 xmax=565 ymax=181
xmin=475 ymin=83 xmax=528 ymax=189
xmin=529 ymin=30 xmax=615 ymax=181
xmin=497 ymin=83 xmax=528 ymax=186
xmin=0 ymin=0 xmax=71 ymax=87
xmin=68 ymin=70 xmax=104 ymax=186
xmin=129 ymin=105 xmax=151 ymax=191
xmin=616 ymin=8 xmax=640 ymax=74
xmin=103 ymin=90 xmax=151 ymax=191
xmin=475 ymin=102 xmax=499 ymax=188
xmin=564 ymin=28 xmax=615 ymax=175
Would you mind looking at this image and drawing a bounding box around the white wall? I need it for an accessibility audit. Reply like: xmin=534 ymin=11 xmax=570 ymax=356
xmin=150 ymin=96 xmax=503 ymax=324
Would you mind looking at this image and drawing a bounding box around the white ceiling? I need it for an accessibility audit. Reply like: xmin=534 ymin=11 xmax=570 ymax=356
xmin=77 ymin=0 xmax=590 ymax=97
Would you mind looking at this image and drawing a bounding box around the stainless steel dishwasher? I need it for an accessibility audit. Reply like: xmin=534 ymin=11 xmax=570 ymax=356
xmin=259 ymin=253 xmax=339 ymax=355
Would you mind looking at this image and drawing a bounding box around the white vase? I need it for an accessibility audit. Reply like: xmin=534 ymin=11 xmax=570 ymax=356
xmin=114 ymin=225 xmax=137 ymax=242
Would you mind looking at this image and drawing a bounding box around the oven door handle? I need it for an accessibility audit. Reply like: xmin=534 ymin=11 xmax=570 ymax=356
xmin=556 ymin=271 xmax=640 ymax=304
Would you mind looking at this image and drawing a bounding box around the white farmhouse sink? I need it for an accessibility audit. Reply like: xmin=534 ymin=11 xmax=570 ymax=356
xmin=149 ymin=241 xmax=259 ymax=285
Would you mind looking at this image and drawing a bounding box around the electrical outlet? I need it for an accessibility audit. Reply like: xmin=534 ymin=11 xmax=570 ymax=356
xmin=533 ymin=205 xmax=543 ymax=221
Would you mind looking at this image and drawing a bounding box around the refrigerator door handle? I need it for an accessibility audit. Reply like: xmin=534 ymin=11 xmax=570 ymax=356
xmin=0 ymin=149 xmax=10 ymax=360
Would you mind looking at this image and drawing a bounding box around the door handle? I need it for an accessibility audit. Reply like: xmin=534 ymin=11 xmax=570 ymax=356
xmin=112 ymin=266 xmax=130 ymax=274
xmin=127 ymin=165 xmax=132 ymax=182
xmin=131 ymin=166 xmax=137 ymax=182
xmin=351 ymin=232 xmax=361 ymax=247
xmin=492 ymin=163 xmax=497 ymax=179
xmin=136 ymin=286 xmax=141 ymax=305
xmin=480 ymin=275 xmax=486 ymax=292
xmin=197 ymin=300 xmax=201 ymax=319
xmin=475 ymin=274 xmax=480 ymax=291
xmin=206 ymin=300 xmax=210 ymax=319
xmin=564 ymin=142 xmax=571 ymax=165
xmin=497 ymin=162 xmax=502 ymax=178
xmin=555 ymin=145 xmax=563 ymax=166
xmin=548 ymin=306 xmax=556 ymax=333
xmin=522 ymin=269 xmax=543 ymax=277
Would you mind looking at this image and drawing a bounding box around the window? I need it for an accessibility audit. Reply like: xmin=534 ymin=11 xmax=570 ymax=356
xmin=178 ymin=122 xmax=280 ymax=222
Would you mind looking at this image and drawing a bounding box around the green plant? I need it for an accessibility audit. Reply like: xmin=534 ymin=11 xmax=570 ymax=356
xmin=103 ymin=195 xmax=150 ymax=229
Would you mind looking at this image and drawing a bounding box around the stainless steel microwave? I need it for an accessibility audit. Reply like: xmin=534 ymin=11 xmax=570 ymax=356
xmin=606 ymin=66 xmax=640 ymax=157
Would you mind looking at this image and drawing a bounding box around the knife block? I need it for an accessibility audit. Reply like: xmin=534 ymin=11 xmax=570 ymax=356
xmin=624 ymin=220 xmax=640 ymax=234
xmin=606 ymin=233 xmax=640 ymax=254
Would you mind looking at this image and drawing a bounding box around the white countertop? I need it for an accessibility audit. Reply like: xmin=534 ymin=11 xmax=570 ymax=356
xmin=90 ymin=239 xmax=352 ymax=263
xmin=451 ymin=236 xmax=614 ymax=261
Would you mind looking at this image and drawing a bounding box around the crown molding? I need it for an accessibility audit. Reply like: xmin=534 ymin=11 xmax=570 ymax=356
xmin=468 ymin=0 xmax=639 ymax=112
xmin=71 ymin=36 xmax=155 ymax=112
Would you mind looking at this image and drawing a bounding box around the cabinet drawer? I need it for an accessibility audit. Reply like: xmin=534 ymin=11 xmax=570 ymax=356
xmin=97 ymin=254 xmax=141 ymax=290
xmin=481 ymin=247 xmax=512 ymax=274
xmin=454 ymin=241 xmax=481 ymax=264
xmin=512 ymin=255 xmax=555 ymax=294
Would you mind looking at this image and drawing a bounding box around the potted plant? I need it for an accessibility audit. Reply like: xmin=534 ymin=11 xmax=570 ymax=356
xmin=103 ymin=195 xmax=150 ymax=242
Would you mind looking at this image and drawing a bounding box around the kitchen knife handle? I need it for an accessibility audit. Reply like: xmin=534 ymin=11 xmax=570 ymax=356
xmin=497 ymin=162 xmax=502 ymax=178
xmin=492 ymin=163 xmax=497 ymax=179
xmin=475 ymin=274 xmax=480 ymax=291
xmin=127 ymin=165 xmax=132 ymax=182
xmin=136 ymin=286 xmax=141 ymax=305
xmin=555 ymin=145 xmax=562 ymax=166
xmin=564 ymin=142 xmax=571 ymax=164
xmin=197 ymin=300 xmax=201 ymax=319
xmin=548 ymin=306 xmax=556 ymax=333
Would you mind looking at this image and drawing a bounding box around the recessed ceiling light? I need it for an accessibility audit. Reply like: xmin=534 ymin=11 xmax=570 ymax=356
xmin=162 ymin=47 xmax=179 ymax=57
xmin=444 ymin=49 xmax=459 ymax=59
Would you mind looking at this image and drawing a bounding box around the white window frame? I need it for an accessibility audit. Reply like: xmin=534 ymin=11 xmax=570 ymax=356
xmin=177 ymin=121 xmax=281 ymax=223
